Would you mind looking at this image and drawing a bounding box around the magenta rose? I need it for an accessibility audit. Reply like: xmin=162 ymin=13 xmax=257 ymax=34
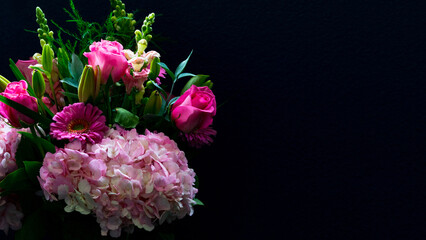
xmin=83 ymin=40 xmax=128 ymax=84
xmin=171 ymin=85 xmax=216 ymax=133
xmin=0 ymin=80 xmax=38 ymax=128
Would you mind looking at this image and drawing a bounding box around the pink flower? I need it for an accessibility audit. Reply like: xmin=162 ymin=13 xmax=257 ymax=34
xmin=83 ymin=40 xmax=128 ymax=84
xmin=122 ymin=50 xmax=166 ymax=94
xmin=0 ymin=80 xmax=38 ymax=128
xmin=50 ymin=102 xmax=108 ymax=144
xmin=16 ymin=59 xmax=65 ymax=109
xmin=171 ymin=85 xmax=216 ymax=133
xmin=39 ymin=127 xmax=198 ymax=237
xmin=16 ymin=59 xmax=38 ymax=85
xmin=0 ymin=196 xmax=24 ymax=234
xmin=0 ymin=118 xmax=25 ymax=179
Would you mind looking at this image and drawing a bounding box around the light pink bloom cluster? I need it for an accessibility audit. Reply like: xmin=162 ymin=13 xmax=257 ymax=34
xmin=0 ymin=119 xmax=22 ymax=179
xmin=0 ymin=119 xmax=24 ymax=234
xmin=0 ymin=196 xmax=24 ymax=235
xmin=39 ymin=127 xmax=198 ymax=237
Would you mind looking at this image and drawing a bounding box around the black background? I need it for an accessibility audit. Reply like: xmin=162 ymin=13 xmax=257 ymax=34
xmin=0 ymin=0 xmax=425 ymax=239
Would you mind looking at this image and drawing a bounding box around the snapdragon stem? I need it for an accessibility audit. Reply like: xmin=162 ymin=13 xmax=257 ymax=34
xmin=47 ymin=74 xmax=59 ymax=112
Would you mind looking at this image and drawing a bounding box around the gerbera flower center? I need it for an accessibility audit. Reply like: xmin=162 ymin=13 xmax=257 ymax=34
xmin=67 ymin=119 xmax=90 ymax=133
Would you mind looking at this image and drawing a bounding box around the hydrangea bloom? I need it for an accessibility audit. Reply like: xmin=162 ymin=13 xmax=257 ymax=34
xmin=39 ymin=127 xmax=198 ymax=237
xmin=0 ymin=196 xmax=24 ymax=235
xmin=0 ymin=119 xmax=24 ymax=234
xmin=0 ymin=119 xmax=22 ymax=179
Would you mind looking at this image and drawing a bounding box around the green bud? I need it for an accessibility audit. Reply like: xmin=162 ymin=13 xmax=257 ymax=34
xmin=148 ymin=57 xmax=160 ymax=80
xmin=42 ymin=44 xmax=54 ymax=73
xmin=144 ymin=90 xmax=162 ymax=115
xmin=32 ymin=70 xmax=45 ymax=99
xmin=40 ymin=39 xmax=46 ymax=48
xmin=137 ymin=39 xmax=148 ymax=55
xmin=0 ymin=75 xmax=10 ymax=92
xmin=78 ymin=65 xmax=96 ymax=102
xmin=146 ymin=80 xmax=155 ymax=89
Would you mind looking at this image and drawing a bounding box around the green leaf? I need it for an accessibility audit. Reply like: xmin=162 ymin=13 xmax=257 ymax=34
xmin=194 ymin=198 xmax=205 ymax=206
xmin=62 ymin=92 xmax=79 ymax=99
xmin=69 ymin=53 xmax=84 ymax=81
xmin=60 ymin=77 xmax=79 ymax=88
xmin=180 ymin=74 xmax=210 ymax=95
xmin=18 ymin=132 xmax=56 ymax=154
xmin=114 ymin=107 xmax=140 ymax=128
xmin=158 ymin=232 xmax=175 ymax=240
xmin=158 ymin=62 xmax=175 ymax=80
xmin=15 ymin=135 xmax=40 ymax=168
xmin=0 ymin=95 xmax=52 ymax=127
xmin=29 ymin=66 xmax=50 ymax=76
xmin=15 ymin=208 xmax=46 ymax=240
xmin=174 ymin=50 xmax=193 ymax=79
xmin=9 ymin=58 xmax=26 ymax=81
xmin=23 ymin=161 xmax=42 ymax=183
xmin=177 ymin=72 xmax=196 ymax=80
xmin=0 ymin=168 xmax=32 ymax=193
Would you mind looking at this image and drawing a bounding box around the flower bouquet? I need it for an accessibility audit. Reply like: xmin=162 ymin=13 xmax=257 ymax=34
xmin=0 ymin=1 xmax=217 ymax=239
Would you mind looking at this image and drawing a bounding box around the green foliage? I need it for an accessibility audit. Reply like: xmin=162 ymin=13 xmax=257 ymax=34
xmin=114 ymin=107 xmax=140 ymax=128
xmin=15 ymin=208 xmax=46 ymax=240
xmin=181 ymin=75 xmax=210 ymax=95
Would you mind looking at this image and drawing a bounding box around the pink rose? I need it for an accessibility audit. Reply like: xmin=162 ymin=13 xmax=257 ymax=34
xmin=83 ymin=40 xmax=128 ymax=84
xmin=16 ymin=59 xmax=38 ymax=85
xmin=0 ymin=80 xmax=38 ymax=128
xmin=171 ymin=85 xmax=216 ymax=133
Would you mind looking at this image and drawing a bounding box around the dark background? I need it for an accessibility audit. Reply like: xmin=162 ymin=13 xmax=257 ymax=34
xmin=0 ymin=0 xmax=425 ymax=239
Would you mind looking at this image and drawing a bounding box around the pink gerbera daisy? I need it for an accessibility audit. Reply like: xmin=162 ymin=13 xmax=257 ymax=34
xmin=50 ymin=103 xmax=108 ymax=144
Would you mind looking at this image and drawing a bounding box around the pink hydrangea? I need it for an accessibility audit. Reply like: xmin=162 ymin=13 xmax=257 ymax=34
xmin=0 ymin=119 xmax=25 ymax=234
xmin=0 ymin=119 xmax=23 ymax=179
xmin=0 ymin=196 xmax=24 ymax=235
xmin=39 ymin=127 xmax=198 ymax=238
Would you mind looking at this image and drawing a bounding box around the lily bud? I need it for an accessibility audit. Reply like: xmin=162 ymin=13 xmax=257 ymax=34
xmin=144 ymin=90 xmax=162 ymax=115
xmin=135 ymin=85 xmax=145 ymax=105
xmin=42 ymin=44 xmax=54 ymax=73
xmin=32 ymin=70 xmax=45 ymax=99
xmin=0 ymin=75 xmax=10 ymax=92
xmin=78 ymin=65 xmax=97 ymax=102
